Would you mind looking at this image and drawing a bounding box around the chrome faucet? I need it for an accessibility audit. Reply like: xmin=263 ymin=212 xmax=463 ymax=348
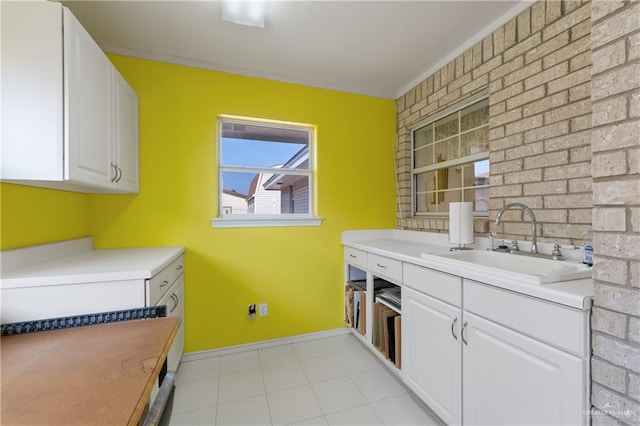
xmin=495 ymin=203 xmax=538 ymax=254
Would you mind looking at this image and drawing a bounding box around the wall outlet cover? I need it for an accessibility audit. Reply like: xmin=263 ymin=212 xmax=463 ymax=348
xmin=259 ymin=303 xmax=268 ymax=316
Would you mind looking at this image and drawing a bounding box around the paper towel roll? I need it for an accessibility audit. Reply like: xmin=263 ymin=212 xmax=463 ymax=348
xmin=449 ymin=202 xmax=474 ymax=245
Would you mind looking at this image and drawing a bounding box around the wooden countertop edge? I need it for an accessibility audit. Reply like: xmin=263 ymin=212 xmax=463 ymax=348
xmin=128 ymin=317 xmax=181 ymax=426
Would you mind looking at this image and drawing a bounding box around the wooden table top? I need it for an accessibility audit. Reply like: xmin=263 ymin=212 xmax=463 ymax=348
xmin=1 ymin=317 xmax=179 ymax=425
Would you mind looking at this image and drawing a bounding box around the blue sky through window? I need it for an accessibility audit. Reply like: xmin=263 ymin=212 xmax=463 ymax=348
xmin=221 ymin=138 xmax=305 ymax=194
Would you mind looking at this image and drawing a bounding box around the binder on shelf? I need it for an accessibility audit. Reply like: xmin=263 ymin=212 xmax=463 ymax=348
xmin=387 ymin=314 xmax=396 ymax=363
xmin=381 ymin=309 xmax=397 ymax=358
xmin=394 ymin=316 xmax=402 ymax=369
xmin=354 ymin=291 xmax=362 ymax=329
xmin=373 ymin=302 xmax=383 ymax=348
xmin=357 ymin=293 xmax=366 ymax=335
xmin=345 ymin=286 xmax=355 ymax=327
xmin=378 ymin=306 xmax=389 ymax=355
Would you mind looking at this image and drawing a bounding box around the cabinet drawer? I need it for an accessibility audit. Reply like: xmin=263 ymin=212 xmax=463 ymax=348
xmin=368 ymin=254 xmax=402 ymax=283
xmin=403 ymin=263 xmax=461 ymax=307
xmin=464 ymin=280 xmax=588 ymax=356
xmin=148 ymin=266 xmax=173 ymax=306
xmin=169 ymin=254 xmax=184 ymax=284
xmin=344 ymin=247 xmax=367 ymax=268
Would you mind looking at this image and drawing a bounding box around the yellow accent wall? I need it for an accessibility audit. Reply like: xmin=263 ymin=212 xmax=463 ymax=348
xmin=0 ymin=183 xmax=89 ymax=250
xmin=90 ymin=56 xmax=396 ymax=352
xmin=1 ymin=53 xmax=395 ymax=352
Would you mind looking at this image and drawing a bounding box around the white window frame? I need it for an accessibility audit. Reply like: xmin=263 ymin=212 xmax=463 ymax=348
xmin=211 ymin=116 xmax=322 ymax=228
xmin=410 ymin=92 xmax=490 ymax=217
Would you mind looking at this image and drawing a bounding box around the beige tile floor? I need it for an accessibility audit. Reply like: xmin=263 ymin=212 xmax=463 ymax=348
xmin=170 ymin=333 xmax=442 ymax=425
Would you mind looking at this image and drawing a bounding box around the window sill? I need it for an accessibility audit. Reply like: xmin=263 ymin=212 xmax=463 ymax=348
xmin=210 ymin=215 xmax=324 ymax=228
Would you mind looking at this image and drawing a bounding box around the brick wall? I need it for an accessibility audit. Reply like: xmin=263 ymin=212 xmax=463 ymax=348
xmin=292 ymin=177 xmax=309 ymax=214
xmin=590 ymin=1 xmax=640 ymax=424
xmin=396 ymin=0 xmax=640 ymax=423
xmin=279 ymin=177 xmax=310 ymax=214
xmin=396 ymin=0 xmax=593 ymax=246
xmin=281 ymin=186 xmax=293 ymax=213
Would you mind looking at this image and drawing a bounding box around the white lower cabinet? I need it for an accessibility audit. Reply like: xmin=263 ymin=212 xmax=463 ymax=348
xmin=345 ymin=246 xmax=590 ymax=426
xmin=462 ymin=312 xmax=584 ymax=426
xmin=157 ymin=274 xmax=185 ymax=372
xmin=403 ymin=286 xmax=462 ymax=425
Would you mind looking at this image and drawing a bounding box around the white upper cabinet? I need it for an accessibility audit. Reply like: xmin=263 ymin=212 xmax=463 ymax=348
xmin=112 ymin=70 xmax=140 ymax=192
xmin=1 ymin=1 xmax=139 ymax=193
xmin=64 ymin=8 xmax=114 ymax=188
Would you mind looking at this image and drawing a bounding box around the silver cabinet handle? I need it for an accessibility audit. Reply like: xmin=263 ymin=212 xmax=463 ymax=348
xmin=376 ymin=263 xmax=387 ymax=269
xmin=160 ymin=280 xmax=170 ymax=287
xmin=176 ymin=264 xmax=184 ymax=271
xmin=451 ymin=317 xmax=458 ymax=340
xmin=170 ymin=294 xmax=178 ymax=313
xmin=349 ymin=254 xmax=356 ymax=258
xmin=110 ymin=163 xmax=118 ymax=183
xmin=461 ymin=321 xmax=469 ymax=345
xmin=115 ymin=165 xmax=122 ymax=183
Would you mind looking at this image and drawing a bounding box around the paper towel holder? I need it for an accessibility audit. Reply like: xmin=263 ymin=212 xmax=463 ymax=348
xmin=449 ymin=202 xmax=475 ymax=251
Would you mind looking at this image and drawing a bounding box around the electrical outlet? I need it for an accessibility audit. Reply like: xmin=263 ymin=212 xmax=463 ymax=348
xmin=259 ymin=303 xmax=268 ymax=316
xmin=248 ymin=304 xmax=256 ymax=319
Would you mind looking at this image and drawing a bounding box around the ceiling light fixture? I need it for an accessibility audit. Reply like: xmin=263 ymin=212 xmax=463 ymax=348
xmin=221 ymin=0 xmax=269 ymax=28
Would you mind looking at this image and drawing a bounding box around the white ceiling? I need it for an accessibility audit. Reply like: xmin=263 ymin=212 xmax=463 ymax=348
xmin=62 ymin=0 xmax=532 ymax=99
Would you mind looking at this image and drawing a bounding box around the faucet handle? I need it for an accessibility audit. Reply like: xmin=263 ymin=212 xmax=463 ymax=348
xmin=509 ymin=240 xmax=519 ymax=252
xmin=552 ymin=244 xmax=563 ymax=260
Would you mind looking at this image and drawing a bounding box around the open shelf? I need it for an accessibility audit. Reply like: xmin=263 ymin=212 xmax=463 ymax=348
xmin=344 ymin=283 xmax=366 ymax=335
xmin=345 ymin=257 xmax=402 ymax=369
xmin=344 ymin=264 xmax=367 ymax=336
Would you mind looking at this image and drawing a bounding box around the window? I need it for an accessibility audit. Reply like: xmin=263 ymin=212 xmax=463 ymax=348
xmin=211 ymin=116 xmax=321 ymax=228
xmin=411 ymin=95 xmax=490 ymax=216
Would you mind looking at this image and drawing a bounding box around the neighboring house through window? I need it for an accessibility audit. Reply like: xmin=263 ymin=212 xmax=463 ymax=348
xmin=246 ymin=172 xmax=280 ymax=214
xmin=411 ymin=94 xmax=490 ymax=216
xmin=221 ymin=189 xmax=248 ymax=215
xmin=263 ymin=146 xmax=310 ymax=214
xmin=211 ymin=116 xmax=321 ymax=228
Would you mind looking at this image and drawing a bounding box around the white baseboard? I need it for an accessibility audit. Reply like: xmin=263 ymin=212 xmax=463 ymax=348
xmin=181 ymin=327 xmax=351 ymax=362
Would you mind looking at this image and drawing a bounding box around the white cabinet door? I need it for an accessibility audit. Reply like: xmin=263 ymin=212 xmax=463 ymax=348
xmin=64 ymin=7 xmax=114 ymax=188
xmin=158 ymin=275 xmax=184 ymax=372
xmin=1 ymin=1 xmax=65 ymax=181
xmin=112 ymin=70 xmax=139 ymax=193
xmin=463 ymin=312 xmax=585 ymax=426
xmin=172 ymin=276 xmax=185 ymax=367
xmin=403 ymin=287 xmax=462 ymax=425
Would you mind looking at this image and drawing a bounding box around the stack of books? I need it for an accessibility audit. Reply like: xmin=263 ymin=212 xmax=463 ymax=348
xmin=344 ymin=282 xmax=366 ymax=335
xmin=376 ymin=287 xmax=401 ymax=311
xmin=372 ymin=302 xmax=401 ymax=368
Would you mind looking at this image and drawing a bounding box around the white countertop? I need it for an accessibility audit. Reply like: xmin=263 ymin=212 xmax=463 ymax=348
xmin=342 ymin=229 xmax=593 ymax=310
xmin=1 ymin=238 xmax=185 ymax=288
